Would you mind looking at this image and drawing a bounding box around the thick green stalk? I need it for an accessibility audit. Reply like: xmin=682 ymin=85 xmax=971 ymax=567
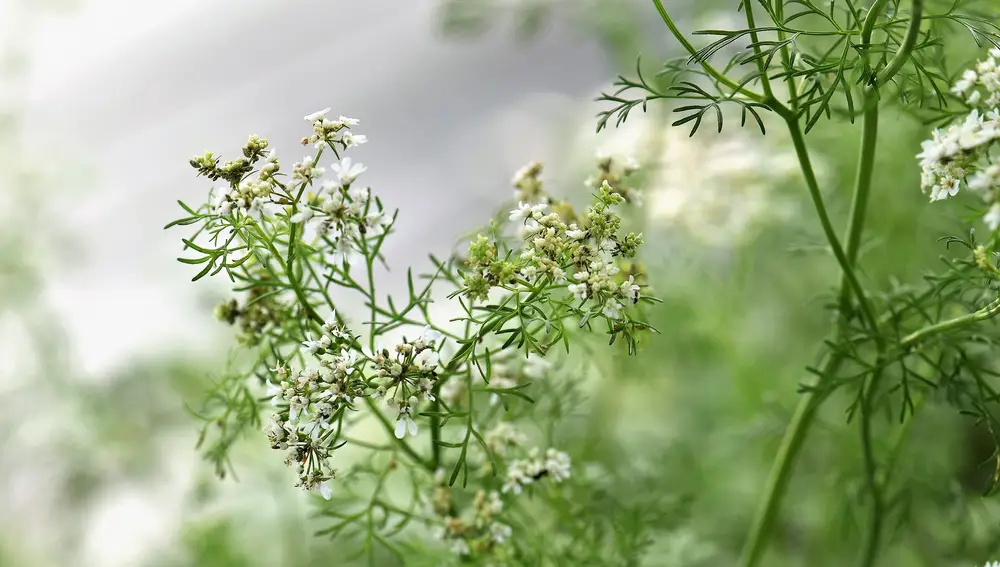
xmin=737 ymin=350 xmax=845 ymax=567
xmin=738 ymin=109 xmax=879 ymax=567
xmin=851 ymin=91 xmax=892 ymax=567
xmin=875 ymin=0 xmax=924 ymax=86
xmin=839 ymin=97 xmax=880 ymax=316
xmin=784 ymin=116 xmax=879 ymax=333
xmin=738 ymin=78 xmax=884 ymax=567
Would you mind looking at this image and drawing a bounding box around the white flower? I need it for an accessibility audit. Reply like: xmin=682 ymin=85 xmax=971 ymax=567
xmin=417 ymin=377 xmax=436 ymax=401
xmin=449 ymin=538 xmax=470 ymax=556
xmin=289 ymin=207 xmax=315 ymax=224
xmin=544 ymin=448 xmax=572 ymax=482
xmin=248 ymin=196 xmax=275 ymax=221
xmin=265 ymin=380 xmax=284 ymax=404
xmin=304 ymin=107 xmax=331 ymax=122
xmin=413 ymin=326 xmax=443 ymax=351
xmin=303 ymin=333 xmax=332 ymax=355
xmin=565 ymin=227 xmax=586 ymax=240
xmin=331 ymin=232 xmax=363 ymax=265
xmin=620 ymin=275 xmax=640 ymax=302
xmin=288 ymin=395 xmax=310 ymax=422
xmin=332 ymin=115 xmax=360 ymax=128
xmin=332 ymin=157 xmax=367 ymax=184
xmin=509 ymin=202 xmax=534 ymax=222
xmin=415 ymin=349 xmax=440 ymax=372
xmin=341 ymin=132 xmax=367 ymax=148
xmin=568 ymin=282 xmax=588 ymax=301
xmin=394 ymin=406 xmax=419 ymax=439
xmin=985 ymin=202 xmax=1000 ymax=231
xmin=312 ymin=479 xmax=334 ymax=500
xmin=602 ymin=299 xmax=623 ymax=319
xmin=489 ymin=523 xmax=512 ymax=544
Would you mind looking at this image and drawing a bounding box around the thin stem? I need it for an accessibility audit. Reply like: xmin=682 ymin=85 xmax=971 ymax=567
xmin=650 ymin=0 xmax=769 ymax=105
xmin=857 ymin=364 xmax=885 ymax=567
xmin=364 ymin=398 xmax=434 ymax=470
xmin=773 ymin=0 xmax=799 ymax=109
xmin=741 ymin=0 xmax=776 ymax=101
xmin=899 ymin=296 xmax=1000 ymax=348
xmin=783 ymin=115 xmax=879 ymax=334
xmin=875 ymin=0 xmax=924 ymax=86
xmin=860 ymin=0 xmax=891 ymax=46
xmin=739 ymin=85 xmax=884 ymax=567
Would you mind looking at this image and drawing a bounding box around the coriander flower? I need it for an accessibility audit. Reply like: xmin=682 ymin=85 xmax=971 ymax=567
xmin=304 ymin=108 xmax=331 ymax=122
xmin=341 ymin=132 xmax=367 ymax=148
xmin=289 ymin=207 xmax=315 ymax=224
xmin=313 ymin=479 xmax=334 ymax=500
xmin=331 ymin=157 xmax=366 ymax=184
xmin=394 ymin=402 xmax=419 ymax=439
xmin=489 ymin=522 xmax=512 ymax=544
xmin=332 ymin=115 xmax=360 ymax=128
xmin=265 ymin=380 xmax=284 ymax=404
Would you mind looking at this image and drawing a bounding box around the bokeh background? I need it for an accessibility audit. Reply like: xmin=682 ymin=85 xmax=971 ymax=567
xmin=2 ymin=0 xmax=999 ymax=566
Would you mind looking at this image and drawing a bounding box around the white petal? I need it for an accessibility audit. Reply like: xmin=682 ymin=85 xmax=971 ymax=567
xmin=394 ymin=418 xmax=406 ymax=439
xmin=319 ymin=481 xmax=333 ymax=500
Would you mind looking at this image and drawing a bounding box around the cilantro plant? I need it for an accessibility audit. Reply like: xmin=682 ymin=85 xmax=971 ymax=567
xmin=167 ymin=109 xmax=655 ymax=563
xmin=596 ymin=1 xmax=1000 ymax=566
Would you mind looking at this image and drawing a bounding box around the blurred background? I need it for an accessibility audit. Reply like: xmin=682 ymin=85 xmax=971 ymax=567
xmin=2 ymin=0 xmax=999 ymax=566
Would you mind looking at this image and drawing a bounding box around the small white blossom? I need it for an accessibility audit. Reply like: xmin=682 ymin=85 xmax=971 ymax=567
xmin=331 ymin=157 xmax=367 ymax=184
xmin=489 ymin=522 xmax=512 ymax=544
xmin=305 ymin=108 xmax=331 ymax=122
xmin=341 ymin=132 xmax=367 ymax=148
xmin=394 ymin=404 xmax=419 ymax=439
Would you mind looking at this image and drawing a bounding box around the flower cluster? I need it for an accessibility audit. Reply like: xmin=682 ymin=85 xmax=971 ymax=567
xmin=190 ymin=110 xmax=391 ymax=267
xmin=434 ymin=483 xmax=513 ymax=557
xmin=426 ymin=419 xmax=569 ymax=560
xmin=291 ymin=112 xmax=391 ymax=265
xmin=501 ymin=446 xmax=572 ymax=495
xmin=483 ymin=421 xmax=529 ymax=456
xmin=586 ymin=151 xmax=642 ymax=206
xmin=302 ymin=108 xmax=367 ymax=149
xmin=512 ymin=160 xmax=545 ymax=203
xmin=920 ymin=50 xmax=1000 ymax=229
xmin=261 ymin=314 xmax=448 ymax=497
xmin=464 ymin=171 xmax=645 ymax=326
xmin=192 ymin=135 xmax=280 ymax=219
xmin=951 ymin=48 xmax=1000 ymax=108
xmin=213 ymin=271 xmax=287 ymax=346
xmin=261 ymin=313 xmax=365 ymax=498
xmin=371 ymin=326 xmax=444 ymax=438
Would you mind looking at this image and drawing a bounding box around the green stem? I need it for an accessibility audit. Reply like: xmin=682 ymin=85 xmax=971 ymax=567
xmin=875 ymin=0 xmax=923 ymax=87
xmin=650 ymin=0 xmax=769 ymax=105
xmin=783 ymin=115 xmax=879 ymax=333
xmin=900 ymin=296 xmax=1000 ymax=348
xmin=773 ymin=0 xmax=799 ymax=109
xmin=857 ymin=364 xmax=886 ymax=567
xmin=860 ymin=0 xmax=891 ymax=45
xmin=737 ymin=350 xmax=844 ymax=567
xmin=739 ymin=85 xmax=883 ymax=567
xmin=741 ymin=0 xmax=776 ymax=101
xmin=839 ymin=97 xmax=880 ymax=317
xmin=364 ymin=398 xmax=433 ymax=470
